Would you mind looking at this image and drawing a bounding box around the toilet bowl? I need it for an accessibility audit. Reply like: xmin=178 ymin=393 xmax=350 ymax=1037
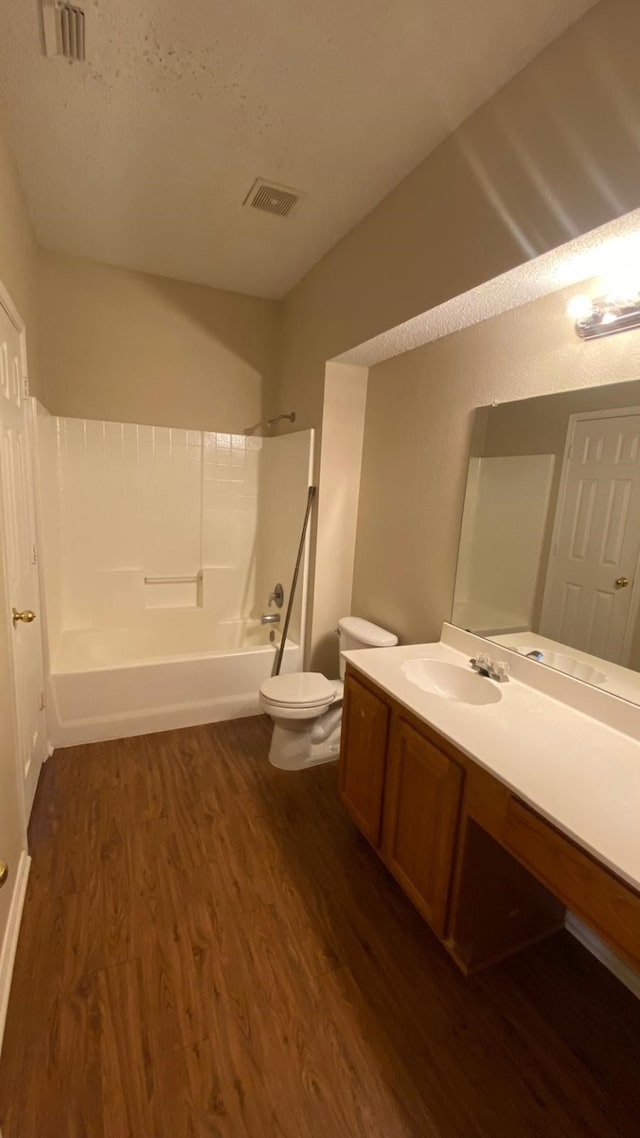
xmin=259 ymin=617 xmax=397 ymax=770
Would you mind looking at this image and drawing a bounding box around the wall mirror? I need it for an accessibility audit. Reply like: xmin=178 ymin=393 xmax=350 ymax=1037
xmin=452 ymin=378 xmax=640 ymax=705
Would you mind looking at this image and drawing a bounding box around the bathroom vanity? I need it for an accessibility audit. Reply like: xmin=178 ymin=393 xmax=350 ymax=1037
xmin=339 ymin=631 xmax=640 ymax=976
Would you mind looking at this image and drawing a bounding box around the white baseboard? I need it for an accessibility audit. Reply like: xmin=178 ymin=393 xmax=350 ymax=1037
xmin=0 ymin=850 xmax=31 ymax=1054
xmin=566 ymin=912 xmax=640 ymax=998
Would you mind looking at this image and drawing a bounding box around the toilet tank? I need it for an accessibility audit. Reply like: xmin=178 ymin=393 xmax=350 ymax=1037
xmin=337 ymin=616 xmax=398 ymax=678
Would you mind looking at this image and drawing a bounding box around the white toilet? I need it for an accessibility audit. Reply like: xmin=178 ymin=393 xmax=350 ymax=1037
xmin=259 ymin=616 xmax=398 ymax=770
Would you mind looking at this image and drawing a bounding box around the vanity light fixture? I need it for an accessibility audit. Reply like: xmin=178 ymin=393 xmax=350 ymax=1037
xmin=568 ymin=277 xmax=640 ymax=340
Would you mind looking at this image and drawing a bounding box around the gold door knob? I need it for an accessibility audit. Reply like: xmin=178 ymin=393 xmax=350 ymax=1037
xmin=0 ymin=860 xmax=8 ymax=888
xmin=615 ymin=577 xmax=630 ymax=589
xmin=12 ymin=607 xmax=36 ymax=627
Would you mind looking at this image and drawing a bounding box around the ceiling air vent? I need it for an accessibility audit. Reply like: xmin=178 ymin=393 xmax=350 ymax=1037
xmin=244 ymin=179 xmax=301 ymax=219
xmin=41 ymin=1 xmax=86 ymax=62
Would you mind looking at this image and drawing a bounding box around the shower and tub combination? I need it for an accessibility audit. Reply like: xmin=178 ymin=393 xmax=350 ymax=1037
xmin=33 ymin=404 xmax=314 ymax=746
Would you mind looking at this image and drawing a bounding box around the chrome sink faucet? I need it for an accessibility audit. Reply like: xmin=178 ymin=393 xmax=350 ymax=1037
xmin=469 ymin=653 xmax=510 ymax=682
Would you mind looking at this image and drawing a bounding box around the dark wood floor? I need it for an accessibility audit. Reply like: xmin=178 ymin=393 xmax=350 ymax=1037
xmin=0 ymin=716 xmax=638 ymax=1137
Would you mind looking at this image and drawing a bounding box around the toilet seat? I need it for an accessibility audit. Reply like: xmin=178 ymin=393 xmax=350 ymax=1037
xmin=260 ymin=671 xmax=338 ymax=709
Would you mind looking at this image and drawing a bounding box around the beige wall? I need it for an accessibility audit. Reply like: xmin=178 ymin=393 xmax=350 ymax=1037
xmin=273 ymin=0 xmax=640 ymax=660
xmin=352 ymin=279 xmax=640 ymax=645
xmin=483 ymin=378 xmax=640 ymax=458
xmin=277 ymin=0 xmax=640 ymax=429
xmin=39 ymin=251 xmax=279 ymax=433
xmin=0 ymin=119 xmax=41 ymax=398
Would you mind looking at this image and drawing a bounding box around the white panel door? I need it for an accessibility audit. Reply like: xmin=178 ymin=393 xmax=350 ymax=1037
xmin=541 ymin=411 xmax=640 ymax=665
xmin=0 ymin=301 xmax=46 ymax=823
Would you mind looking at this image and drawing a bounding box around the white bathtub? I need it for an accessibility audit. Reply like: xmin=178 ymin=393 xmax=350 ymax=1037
xmin=47 ymin=618 xmax=300 ymax=747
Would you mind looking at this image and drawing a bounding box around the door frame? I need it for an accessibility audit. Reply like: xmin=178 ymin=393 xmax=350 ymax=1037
xmin=540 ymin=404 xmax=640 ymax=667
xmin=0 ymin=278 xmax=39 ymax=836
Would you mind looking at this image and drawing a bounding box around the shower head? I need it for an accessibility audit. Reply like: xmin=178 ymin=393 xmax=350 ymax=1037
xmin=243 ymin=411 xmax=296 ymax=435
xmin=266 ymin=412 xmax=296 ymax=428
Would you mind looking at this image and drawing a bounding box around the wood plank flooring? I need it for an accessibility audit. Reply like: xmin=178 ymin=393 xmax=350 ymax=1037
xmin=1 ymin=715 xmax=639 ymax=1136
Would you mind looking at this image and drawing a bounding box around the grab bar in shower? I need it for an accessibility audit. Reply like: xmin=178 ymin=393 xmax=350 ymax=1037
xmin=144 ymin=572 xmax=203 ymax=585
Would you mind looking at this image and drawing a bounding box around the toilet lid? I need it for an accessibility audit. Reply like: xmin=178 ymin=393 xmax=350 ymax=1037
xmin=260 ymin=671 xmax=337 ymax=707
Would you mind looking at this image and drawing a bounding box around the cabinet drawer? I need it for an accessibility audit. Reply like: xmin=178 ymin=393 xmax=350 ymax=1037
xmin=503 ymin=797 xmax=640 ymax=970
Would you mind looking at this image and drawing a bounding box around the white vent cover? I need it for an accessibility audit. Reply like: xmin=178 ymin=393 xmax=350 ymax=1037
xmin=243 ymin=179 xmax=301 ymax=218
xmin=41 ymin=1 xmax=86 ymax=62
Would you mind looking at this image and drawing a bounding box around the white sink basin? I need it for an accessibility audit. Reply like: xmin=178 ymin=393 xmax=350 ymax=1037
xmin=401 ymin=659 xmax=502 ymax=705
xmin=518 ymin=647 xmax=606 ymax=686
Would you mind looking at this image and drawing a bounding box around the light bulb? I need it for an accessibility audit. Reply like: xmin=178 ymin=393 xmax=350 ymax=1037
xmin=567 ymin=294 xmax=593 ymax=320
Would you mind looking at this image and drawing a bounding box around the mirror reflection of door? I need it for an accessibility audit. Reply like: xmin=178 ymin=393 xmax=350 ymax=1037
xmin=540 ymin=408 xmax=640 ymax=667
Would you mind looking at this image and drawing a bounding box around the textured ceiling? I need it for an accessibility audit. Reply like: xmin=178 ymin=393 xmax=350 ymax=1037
xmin=0 ymin=0 xmax=595 ymax=298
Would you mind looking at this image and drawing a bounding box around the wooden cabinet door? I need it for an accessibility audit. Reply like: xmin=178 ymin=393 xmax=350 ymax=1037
xmin=382 ymin=716 xmax=463 ymax=937
xmin=339 ymin=673 xmax=390 ymax=847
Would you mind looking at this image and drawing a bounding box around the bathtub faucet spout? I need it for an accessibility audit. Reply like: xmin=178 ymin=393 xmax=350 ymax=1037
xmin=261 ymin=613 xmax=281 ymax=625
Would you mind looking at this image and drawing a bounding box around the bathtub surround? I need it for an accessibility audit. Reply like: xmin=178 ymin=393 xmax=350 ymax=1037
xmin=35 ymin=406 xmax=313 ymax=744
xmin=38 ymin=251 xmax=279 ymax=433
xmin=39 ymin=415 xmax=263 ymax=632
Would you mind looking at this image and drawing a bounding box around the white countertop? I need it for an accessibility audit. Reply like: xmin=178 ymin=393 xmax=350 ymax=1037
xmin=342 ymin=636 xmax=640 ymax=891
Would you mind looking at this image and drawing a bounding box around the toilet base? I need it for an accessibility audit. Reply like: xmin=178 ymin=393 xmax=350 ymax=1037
xmin=267 ymin=720 xmax=341 ymax=771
